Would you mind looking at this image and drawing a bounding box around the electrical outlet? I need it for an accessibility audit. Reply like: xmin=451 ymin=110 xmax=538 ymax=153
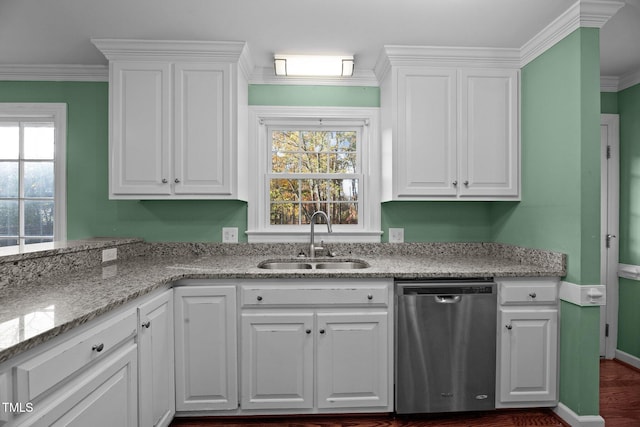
xmin=102 ymin=248 xmax=118 ymax=263
xmin=222 ymin=227 xmax=238 ymax=243
xmin=389 ymin=228 xmax=404 ymax=243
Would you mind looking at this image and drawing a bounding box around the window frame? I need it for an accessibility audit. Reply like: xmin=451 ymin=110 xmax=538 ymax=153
xmin=247 ymin=106 xmax=381 ymax=243
xmin=0 ymin=103 xmax=67 ymax=248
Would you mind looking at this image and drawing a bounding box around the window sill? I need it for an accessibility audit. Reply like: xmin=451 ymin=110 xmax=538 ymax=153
xmin=246 ymin=230 xmax=382 ymax=243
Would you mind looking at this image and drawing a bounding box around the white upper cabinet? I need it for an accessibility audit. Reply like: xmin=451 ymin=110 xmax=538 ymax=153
xmin=92 ymin=39 xmax=251 ymax=200
xmin=377 ymin=46 xmax=520 ymax=201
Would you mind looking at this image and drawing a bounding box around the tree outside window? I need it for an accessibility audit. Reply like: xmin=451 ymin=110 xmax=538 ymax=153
xmin=268 ymin=129 xmax=360 ymax=226
xmin=0 ymin=122 xmax=56 ymax=247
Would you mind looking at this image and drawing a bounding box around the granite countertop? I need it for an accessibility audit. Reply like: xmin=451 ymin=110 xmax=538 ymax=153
xmin=0 ymin=242 xmax=566 ymax=364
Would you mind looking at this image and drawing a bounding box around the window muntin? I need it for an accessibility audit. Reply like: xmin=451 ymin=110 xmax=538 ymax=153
xmin=267 ymin=127 xmax=362 ymax=227
xmin=0 ymin=120 xmax=56 ymax=247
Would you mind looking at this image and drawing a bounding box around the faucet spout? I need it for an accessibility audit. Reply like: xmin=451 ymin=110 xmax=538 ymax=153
xmin=310 ymin=211 xmax=332 ymax=258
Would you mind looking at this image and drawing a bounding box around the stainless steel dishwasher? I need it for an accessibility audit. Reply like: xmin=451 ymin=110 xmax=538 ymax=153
xmin=395 ymin=279 xmax=497 ymax=414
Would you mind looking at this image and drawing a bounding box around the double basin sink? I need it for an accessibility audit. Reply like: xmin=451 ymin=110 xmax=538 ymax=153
xmin=258 ymin=259 xmax=369 ymax=270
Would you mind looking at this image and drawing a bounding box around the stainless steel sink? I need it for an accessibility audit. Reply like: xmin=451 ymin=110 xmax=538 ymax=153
xmin=257 ymin=259 xmax=369 ymax=270
xmin=315 ymin=261 xmax=369 ymax=269
xmin=257 ymin=261 xmax=313 ymax=270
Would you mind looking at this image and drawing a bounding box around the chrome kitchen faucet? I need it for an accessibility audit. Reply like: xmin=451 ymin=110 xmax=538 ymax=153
xmin=309 ymin=211 xmax=332 ymax=258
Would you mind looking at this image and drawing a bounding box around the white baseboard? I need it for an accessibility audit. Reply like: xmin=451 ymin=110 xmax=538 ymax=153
xmin=615 ymin=349 xmax=640 ymax=369
xmin=553 ymin=403 xmax=604 ymax=427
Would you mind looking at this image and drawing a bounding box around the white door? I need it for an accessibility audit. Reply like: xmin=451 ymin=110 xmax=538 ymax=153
xmin=174 ymin=63 xmax=232 ymax=195
xmin=174 ymin=286 xmax=237 ymax=411
xmin=110 ymin=61 xmax=172 ymax=196
xmin=498 ymin=309 xmax=557 ymax=403
xmin=600 ymin=114 xmax=620 ymax=358
xmin=241 ymin=312 xmax=314 ymax=410
xmin=459 ymin=68 xmax=519 ymax=197
xmin=316 ymin=312 xmax=388 ymax=409
xmin=138 ymin=291 xmax=174 ymax=427
xmin=396 ymin=67 xmax=458 ymax=197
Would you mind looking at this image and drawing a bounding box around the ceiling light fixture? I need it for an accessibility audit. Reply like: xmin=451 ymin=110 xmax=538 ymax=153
xmin=273 ymin=54 xmax=354 ymax=77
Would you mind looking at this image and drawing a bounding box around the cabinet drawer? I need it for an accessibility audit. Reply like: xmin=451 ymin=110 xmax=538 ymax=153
xmin=499 ymin=280 xmax=557 ymax=305
xmin=241 ymin=284 xmax=389 ymax=307
xmin=15 ymin=310 xmax=137 ymax=403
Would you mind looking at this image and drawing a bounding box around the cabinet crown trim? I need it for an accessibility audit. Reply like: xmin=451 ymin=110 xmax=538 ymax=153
xmin=92 ymin=39 xmax=253 ymax=75
xmin=374 ymin=45 xmax=521 ymax=81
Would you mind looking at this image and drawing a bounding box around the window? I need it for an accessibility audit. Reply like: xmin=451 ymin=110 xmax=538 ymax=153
xmin=0 ymin=104 xmax=66 ymax=248
xmin=247 ymin=106 xmax=381 ymax=242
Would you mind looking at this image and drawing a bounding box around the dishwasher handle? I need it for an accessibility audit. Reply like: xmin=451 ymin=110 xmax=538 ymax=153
xmin=435 ymin=295 xmax=461 ymax=304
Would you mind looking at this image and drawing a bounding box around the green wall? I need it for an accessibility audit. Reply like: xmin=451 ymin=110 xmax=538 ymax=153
xmin=601 ymin=92 xmax=618 ymax=114
xmin=617 ymin=82 xmax=640 ymax=358
xmin=491 ymin=28 xmax=601 ymax=415
xmin=0 ymin=81 xmax=495 ymax=242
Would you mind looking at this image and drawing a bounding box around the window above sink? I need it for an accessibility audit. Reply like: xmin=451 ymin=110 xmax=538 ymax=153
xmin=246 ymin=106 xmax=382 ymax=243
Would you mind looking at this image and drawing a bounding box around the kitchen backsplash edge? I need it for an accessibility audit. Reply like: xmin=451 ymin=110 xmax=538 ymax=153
xmin=0 ymin=239 xmax=566 ymax=291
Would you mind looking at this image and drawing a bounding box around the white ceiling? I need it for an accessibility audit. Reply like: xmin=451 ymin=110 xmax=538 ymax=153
xmin=0 ymin=0 xmax=637 ymax=80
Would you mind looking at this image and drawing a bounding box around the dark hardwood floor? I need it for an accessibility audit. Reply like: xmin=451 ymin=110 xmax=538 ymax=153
xmin=599 ymin=358 xmax=640 ymax=426
xmin=171 ymin=359 xmax=640 ymax=427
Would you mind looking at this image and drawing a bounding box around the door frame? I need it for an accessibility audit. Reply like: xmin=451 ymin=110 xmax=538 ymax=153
xmin=600 ymin=113 xmax=620 ymax=359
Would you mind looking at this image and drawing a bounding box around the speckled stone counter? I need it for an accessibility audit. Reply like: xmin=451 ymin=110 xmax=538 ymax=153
xmin=0 ymin=241 xmax=566 ymax=364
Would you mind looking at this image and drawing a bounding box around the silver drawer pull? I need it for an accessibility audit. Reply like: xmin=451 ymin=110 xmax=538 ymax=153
xmin=367 ymin=294 xmax=373 ymax=300
xmin=256 ymin=296 xmax=263 ymax=301
xmin=529 ymin=292 xmax=537 ymax=298
xmin=142 ymin=321 xmax=151 ymax=328
xmin=92 ymin=343 xmax=104 ymax=352
xmin=505 ymin=324 xmax=512 ymax=330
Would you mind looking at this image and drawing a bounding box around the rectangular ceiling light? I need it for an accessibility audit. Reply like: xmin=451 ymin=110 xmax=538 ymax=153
xmin=274 ymin=54 xmax=354 ymax=77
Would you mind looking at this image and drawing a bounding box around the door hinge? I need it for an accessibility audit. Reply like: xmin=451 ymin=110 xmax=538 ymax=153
xmin=605 ymin=323 xmax=609 ymax=337
xmin=607 ymin=145 xmax=611 ymax=159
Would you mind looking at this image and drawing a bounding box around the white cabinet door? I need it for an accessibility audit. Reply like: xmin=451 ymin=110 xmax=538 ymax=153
xmin=17 ymin=345 xmax=138 ymax=427
xmin=241 ymin=312 xmax=314 ymax=410
xmin=174 ymin=63 xmax=232 ymax=195
xmin=138 ymin=291 xmax=174 ymax=427
xmin=316 ymin=313 xmax=388 ymax=409
xmin=499 ymin=309 xmax=558 ymax=403
xmin=110 ymin=61 xmax=172 ymax=196
xmin=396 ymin=67 xmax=458 ymax=197
xmin=459 ymin=69 xmax=519 ymax=197
xmin=174 ymin=286 xmax=237 ymax=411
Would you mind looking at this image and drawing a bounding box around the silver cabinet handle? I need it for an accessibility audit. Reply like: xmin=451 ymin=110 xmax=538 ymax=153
xmin=161 ymin=179 xmax=168 ymax=184
xmin=464 ymin=181 xmax=469 ymax=186
xmin=453 ymin=180 xmax=458 ymax=186
xmin=306 ymin=329 xmax=312 ymax=334
xmin=529 ymin=292 xmax=537 ymax=298
xmin=256 ymin=296 xmax=263 ymax=301
xmin=505 ymin=324 xmax=512 ymax=330
xmin=92 ymin=343 xmax=104 ymax=352
xmin=142 ymin=321 xmax=151 ymax=328
xmin=174 ymin=178 xmax=180 ymax=183
xmin=367 ymin=294 xmax=373 ymax=300
xmin=319 ymin=329 xmax=326 ymax=334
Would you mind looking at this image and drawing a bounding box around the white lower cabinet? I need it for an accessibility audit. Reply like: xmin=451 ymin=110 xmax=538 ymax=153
xmin=496 ymin=278 xmax=559 ymax=407
xmin=240 ymin=279 xmax=393 ymax=414
xmin=138 ymin=290 xmax=175 ymax=427
xmin=315 ymin=312 xmax=388 ymax=409
xmin=174 ymin=285 xmax=238 ymax=411
xmin=241 ymin=313 xmax=314 ymax=410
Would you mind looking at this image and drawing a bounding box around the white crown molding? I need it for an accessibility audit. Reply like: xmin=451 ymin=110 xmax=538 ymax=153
xmin=618 ymin=68 xmax=640 ymax=91
xmin=0 ymin=64 xmax=108 ymax=81
xmin=248 ymin=66 xmax=378 ymax=86
xmin=374 ymin=45 xmax=521 ymax=81
xmin=91 ymin=39 xmax=251 ymax=64
xmin=521 ymin=0 xmax=624 ymax=68
xmin=600 ymin=75 xmax=620 ymax=92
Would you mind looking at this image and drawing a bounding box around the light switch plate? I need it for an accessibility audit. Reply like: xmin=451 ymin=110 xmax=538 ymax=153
xmin=222 ymin=227 xmax=238 ymax=243
xmin=102 ymin=248 xmax=117 ymax=263
xmin=389 ymin=228 xmax=404 ymax=243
